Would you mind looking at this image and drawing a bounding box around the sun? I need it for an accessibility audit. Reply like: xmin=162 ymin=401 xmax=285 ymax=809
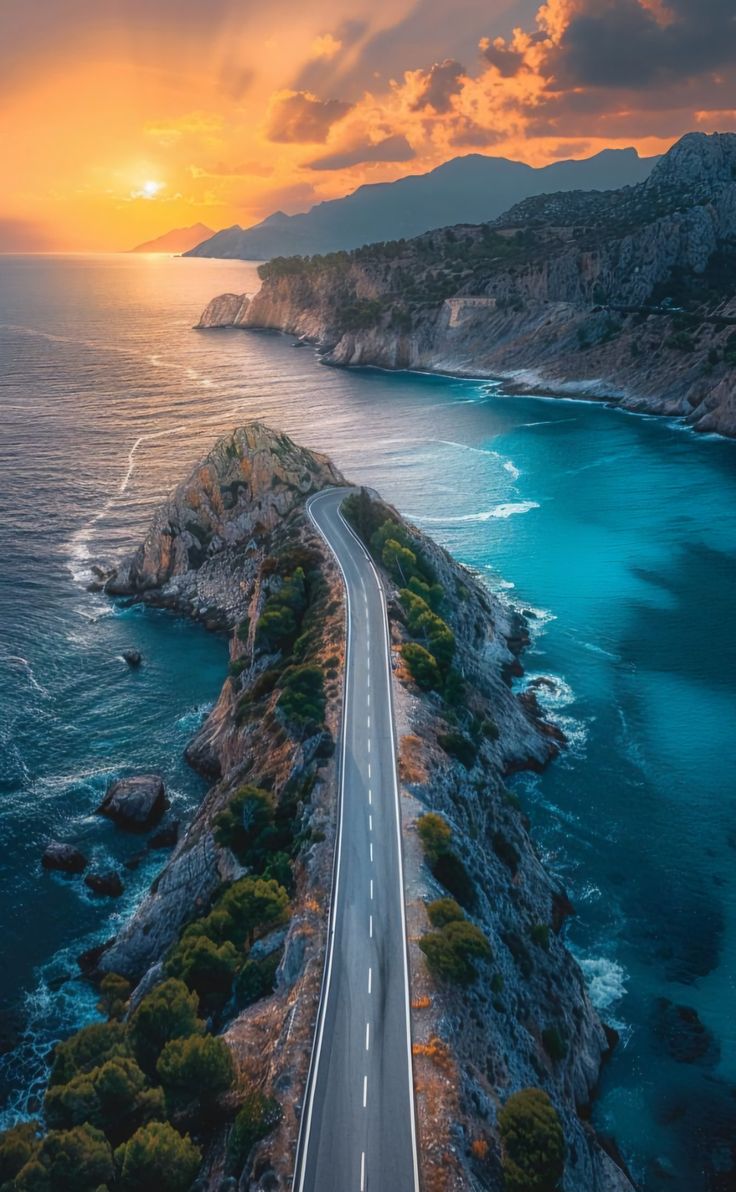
xmin=141 ymin=179 xmax=163 ymax=198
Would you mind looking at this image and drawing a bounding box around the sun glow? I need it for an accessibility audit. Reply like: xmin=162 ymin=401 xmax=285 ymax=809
xmin=132 ymin=179 xmax=164 ymax=200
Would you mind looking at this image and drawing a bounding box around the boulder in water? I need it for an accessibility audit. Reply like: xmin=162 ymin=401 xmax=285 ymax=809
xmin=42 ymin=842 xmax=88 ymax=873
xmin=122 ymin=649 xmax=142 ymax=667
xmin=97 ymin=774 xmax=168 ymax=831
xmin=85 ymin=870 xmax=124 ymax=897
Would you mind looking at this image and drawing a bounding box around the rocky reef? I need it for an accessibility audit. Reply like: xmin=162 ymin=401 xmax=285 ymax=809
xmin=50 ymin=422 xmax=632 ymax=1190
xmin=197 ymin=132 xmax=736 ymax=437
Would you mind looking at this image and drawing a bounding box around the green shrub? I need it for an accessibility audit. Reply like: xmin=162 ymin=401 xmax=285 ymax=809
xmin=228 ymin=1092 xmax=282 ymax=1173
xmin=419 ymin=919 xmax=491 ymax=984
xmin=96 ymin=973 xmax=131 ymax=1021
xmin=44 ymin=1055 xmax=163 ymax=1146
xmin=255 ymin=569 xmax=307 ymax=652
xmin=13 ymin=1123 xmax=113 ymax=1192
xmin=416 ymin=813 xmax=452 ymax=863
xmin=401 ymin=643 xmax=441 ymax=690
xmin=157 ymin=1034 xmax=234 ymax=1121
xmin=400 ymin=590 xmax=455 ymax=669
xmin=542 ymin=1026 xmax=568 ymax=1063
xmin=214 ymin=786 xmax=275 ymax=865
xmin=128 ymin=980 xmax=203 ymax=1078
xmin=234 ymin=952 xmax=281 ymax=1008
xmin=0 ymin=1122 xmax=40 ymax=1184
xmin=276 ymin=664 xmax=326 ymax=733
xmin=498 ymin=1087 xmax=564 ymax=1192
xmin=426 ymin=897 xmax=465 ymax=928
xmin=530 ymin=924 xmax=550 ymax=950
xmin=49 ymin=1021 xmax=128 ymax=1088
xmin=165 ymin=934 xmax=241 ymax=1009
xmin=114 ymin=1120 xmax=201 ymax=1192
xmin=438 ymin=731 xmax=477 ymax=768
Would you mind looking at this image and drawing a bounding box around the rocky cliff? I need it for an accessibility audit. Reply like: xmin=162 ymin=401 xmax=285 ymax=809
xmin=197 ymin=132 xmax=736 ymax=437
xmin=96 ymin=424 xmax=632 ymax=1190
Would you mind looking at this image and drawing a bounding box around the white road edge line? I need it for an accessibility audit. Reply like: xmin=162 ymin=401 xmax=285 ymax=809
xmin=295 ymin=491 xmax=355 ymax=1192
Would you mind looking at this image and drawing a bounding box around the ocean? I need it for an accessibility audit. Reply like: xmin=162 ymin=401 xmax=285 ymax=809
xmin=1 ymin=253 xmax=735 ymax=1189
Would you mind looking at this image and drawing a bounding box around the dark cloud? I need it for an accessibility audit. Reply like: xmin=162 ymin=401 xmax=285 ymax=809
xmin=266 ymin=91 xmax=353 ymax=143
xmin=411 ymin=58 xmax=464 ymax=113
xmin=481 ymin=38 xmax=524 ymax=76
xmin=306 ymin=133 xmax=415 ymax=170
xmin=449 ymin=118 xmax=504 ymax=148
xmin=549 ymin=0 xmax=736 ymax=90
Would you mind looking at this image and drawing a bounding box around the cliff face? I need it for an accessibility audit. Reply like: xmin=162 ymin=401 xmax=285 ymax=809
xmin=99 ymin=424 xmax=631 ymax=1190
xmin=198 ymin=132 xmax=736 ymax=437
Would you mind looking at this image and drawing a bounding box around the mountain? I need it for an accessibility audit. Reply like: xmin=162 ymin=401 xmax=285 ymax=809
xmin=130 ymin=222 xmax=214 ymax=253
xmin=196 ymin=132 xmax=736 ymax=437
xmin=184 ymin=148 xmax=657 ymax=260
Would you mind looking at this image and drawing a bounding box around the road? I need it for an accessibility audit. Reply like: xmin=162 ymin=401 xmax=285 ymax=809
xmin=294 ymin=487 xmax=420 ymax=1192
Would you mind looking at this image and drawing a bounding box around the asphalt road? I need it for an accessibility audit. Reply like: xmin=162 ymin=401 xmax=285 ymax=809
xmin=294 ymin=487 xmax=419 ymax=1192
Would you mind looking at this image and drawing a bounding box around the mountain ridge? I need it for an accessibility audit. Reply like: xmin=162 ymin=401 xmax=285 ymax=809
xmin=195 ymin=131 xmax=736 ymax=437
xmin=184 ymin=148 xmax=657 ymax=261
xmin=130 ymin=222 xmax=214 ymax=253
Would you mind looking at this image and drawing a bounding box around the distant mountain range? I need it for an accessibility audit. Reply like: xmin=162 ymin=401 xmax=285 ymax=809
xmin=130 ymin=223 xmax=214 ymax=253
xmin=184 ymin=148 xmax=658 ymax=261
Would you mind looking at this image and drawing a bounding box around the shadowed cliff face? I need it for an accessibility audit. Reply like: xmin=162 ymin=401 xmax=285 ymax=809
xmin=197 ymin=132 xmax=736 ymax=438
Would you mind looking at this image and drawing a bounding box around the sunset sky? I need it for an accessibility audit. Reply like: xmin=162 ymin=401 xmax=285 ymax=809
xmin=2 ymin=0 xmax=734 ymax=251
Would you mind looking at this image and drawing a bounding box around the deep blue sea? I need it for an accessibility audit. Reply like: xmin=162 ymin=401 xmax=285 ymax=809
xmin=1 ymin=253 xmax=735 ymax=1189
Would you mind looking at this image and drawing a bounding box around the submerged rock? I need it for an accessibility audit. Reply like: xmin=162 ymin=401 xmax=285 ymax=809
xmin=84 ymin=870 xmax=124 ymax=897
xmin=97 ymin=774 xmax=168 ymax=831
xmin=42 ymin=842 xmax=88 ymax=873
xmin=652 ymin=997 xmax=720 ymax=1065
xmin=148 ymin=821 xmax=180 ymax=850
xmin=122 ymin=649 xmax=142 ymax=667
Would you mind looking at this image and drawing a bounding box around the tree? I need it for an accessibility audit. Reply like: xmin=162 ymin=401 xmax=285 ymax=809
xmin=419 ymin=920 xmax=491 ymax=984
xmin=157 ymin=1034 xmax=234 ymax=1121
xmin=114 ymin=1120 xmax=201 ymax=1192
xmin=44 ymin=1055 xmax=164 ymax=1146
xmin=128 ymin=979 xmax=203 ymax=1078
xmin=97 ymin=973 xmax=131 ymax=1021
xmin=165 ymin=934 xmax=240 ymax=1007
xmin=498 ymin=1088 xmax=565 ymax=1192
xmin=416 ymin=813 xmax=452 ymax=864
xmin=228 ymin=1092 xmax=282 ymax=1174
xmin=218 ymin=877 xmax=289 ymax=949
xmin=49 ymin=1021 xmax=128 ymax=1088
xmin=401 ymin=643 xmax=441 ymax=691
xmin=214 ymin=786 xmax=275 ymax=865
xmin=426 ymin=897 xmax=465 ymax=928
xmin=14 ymin=1123 xmax=113 ymax=1192
xmin=0 ymin=1122 xmax=40 ymax=1185
xmin=382 ymin=539 xmax=417 ymax=585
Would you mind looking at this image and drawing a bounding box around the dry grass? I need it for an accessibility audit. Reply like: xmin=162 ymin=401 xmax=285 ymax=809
xmin=399 ymin=733 xmax=428 ymax=784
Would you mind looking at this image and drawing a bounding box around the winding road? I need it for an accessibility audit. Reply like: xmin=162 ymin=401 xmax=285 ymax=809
xmin=294 ymin=487 xmax=420 ymax=1192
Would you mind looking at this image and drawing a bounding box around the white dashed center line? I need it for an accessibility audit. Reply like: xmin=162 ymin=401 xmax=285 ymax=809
xmin=369 ymin=914 xmax=373 ymax=939
xmin=366 ymin=1022 xmax=370 ymax=1051
xmin=368 ymin=967 xmax=372 ymax=994
xmin=370 ymin=879 xmax=374 ymax=901
xmin=363 ymin=1075 xmax=368 ymax=1108
xmin=370 ymin=842 xmax=373 ymax=863
xmin=360 ymin=1151 xmax=365 ymax=1192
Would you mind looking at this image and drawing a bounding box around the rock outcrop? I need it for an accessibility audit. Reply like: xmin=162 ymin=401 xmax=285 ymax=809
xmin=198 ymin=132 xmax=736 ymax=437
xmin=97 ymin=774 xmax=167 ymax=831
xmin=95 ymin=423 xmax=631 ymax=1191
xmin=42 ymin=842 xmax=88 ymax=874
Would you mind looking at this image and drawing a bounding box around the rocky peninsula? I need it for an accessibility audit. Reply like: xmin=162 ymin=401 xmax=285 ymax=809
xmin=2 ymin=424 xmax=633 ymax=1191
xmin=197 ymin=132 xmax=736 ymax=438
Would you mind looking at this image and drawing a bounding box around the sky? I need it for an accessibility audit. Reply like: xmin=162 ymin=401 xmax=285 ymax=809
xmin=1 ymin=0 xmax=734 ymax=251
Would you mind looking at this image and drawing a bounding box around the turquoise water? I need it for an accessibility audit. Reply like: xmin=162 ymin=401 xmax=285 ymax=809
xmin=1 ymin=255 xmax=734 ymax=1187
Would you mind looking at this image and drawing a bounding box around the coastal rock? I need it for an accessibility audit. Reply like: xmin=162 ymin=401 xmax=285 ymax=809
xmin=41 ymin=842 xmax=88 ymax=874
xmin=195 ymin=292 xmax=250 ymax=328
xmin=652 ymin=998 xmax=719 ymax=1066
xmin=203 ymin=132 xmax=736 ymax=438
xmin=148 ymin=821 xmax=180 ymax=849
xmin=104 ymin=422 xmax=344 ymax=608
xmin=122 ymin=649 xmax=142 ymax=667
xmin=97 ymin=774 xmax=168 ymax=831
xmin=84 ymin=870 xmax=124 ymax=897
